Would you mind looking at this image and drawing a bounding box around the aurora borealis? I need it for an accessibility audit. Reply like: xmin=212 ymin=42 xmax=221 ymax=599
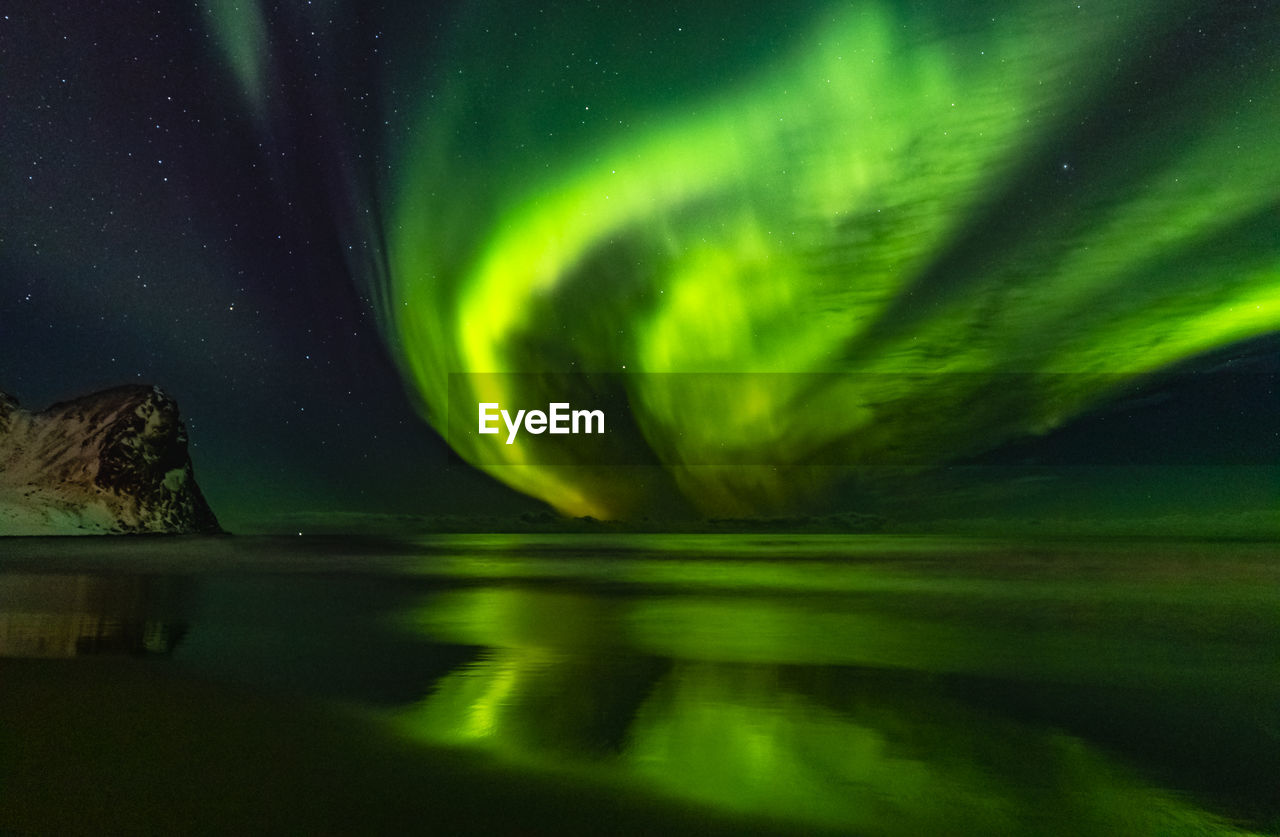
xmin=5 ymin=6 xmax=1279 ymax=832
xmin=3 ymin=0 xmax=1277 ymax=530
xmin=374 ymin=0 xmax=1279 ymax=520
xmin=395 ymin=545 xmax=1279 ymax=835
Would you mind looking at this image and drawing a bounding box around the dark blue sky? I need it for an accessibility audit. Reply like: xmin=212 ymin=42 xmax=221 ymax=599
xmin=1 ymin=1 xmax=1274 ymax=533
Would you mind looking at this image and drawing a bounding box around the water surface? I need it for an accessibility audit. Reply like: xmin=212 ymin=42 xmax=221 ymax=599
xmin=1 ymin=535 xmax=1276 ymax=835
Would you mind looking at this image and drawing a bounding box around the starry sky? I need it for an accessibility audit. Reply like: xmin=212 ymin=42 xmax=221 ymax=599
xmin=0 ymin=0 xmax=538 ymax=531
xmin=1 ymin=1 xmax=1276 ymax=534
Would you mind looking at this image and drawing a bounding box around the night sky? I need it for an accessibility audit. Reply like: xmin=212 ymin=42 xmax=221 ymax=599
xmin=1 ymin=1 xmax=1275 ymax=534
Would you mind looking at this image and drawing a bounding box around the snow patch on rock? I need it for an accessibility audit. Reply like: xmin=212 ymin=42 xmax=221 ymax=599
xmin=0 ymin=385 xmax=221 ymax=535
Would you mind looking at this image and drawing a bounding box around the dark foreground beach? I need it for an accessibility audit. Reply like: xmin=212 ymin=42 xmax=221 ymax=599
xmin=1 ymin=535 xmax=1276 ymax=835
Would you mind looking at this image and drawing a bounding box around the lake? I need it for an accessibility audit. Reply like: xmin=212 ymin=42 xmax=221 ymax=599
xmin=1 ymin=534 xmax=1276 ymax=835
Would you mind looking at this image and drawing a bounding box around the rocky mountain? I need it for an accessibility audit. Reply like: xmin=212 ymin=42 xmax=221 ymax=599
xmin=0 ymin=385 xmax=221 ymax=535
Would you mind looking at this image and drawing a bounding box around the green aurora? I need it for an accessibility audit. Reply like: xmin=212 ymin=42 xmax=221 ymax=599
xmin=390 ymin=540 xmax=1279 ymax=834
xmin=210 ymin=0 xmax=1278 ymax=520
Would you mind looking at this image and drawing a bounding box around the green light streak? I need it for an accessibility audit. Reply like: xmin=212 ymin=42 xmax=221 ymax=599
xmin=373 ymin=1 xmax=1280 ymax=517
xmin=395 ymin=575 xmax=1268 ymax=834
xmin=201 ymin=0 xmax=270 ymax=119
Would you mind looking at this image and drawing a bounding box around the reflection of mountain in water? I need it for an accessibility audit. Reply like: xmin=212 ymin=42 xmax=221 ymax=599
xmin=0 ymin=573 xmax=187 ymax=658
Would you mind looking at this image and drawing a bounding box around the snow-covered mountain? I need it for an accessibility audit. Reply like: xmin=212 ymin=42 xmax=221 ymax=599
xmin=0 ymin=385 xmax=221 ymax=535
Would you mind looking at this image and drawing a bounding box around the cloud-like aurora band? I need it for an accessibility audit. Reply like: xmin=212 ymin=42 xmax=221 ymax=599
xmin=211 ymin=0 xmax=1279 ymax=519
xmin=387 ymin=573 xmax=1274 ymax=834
